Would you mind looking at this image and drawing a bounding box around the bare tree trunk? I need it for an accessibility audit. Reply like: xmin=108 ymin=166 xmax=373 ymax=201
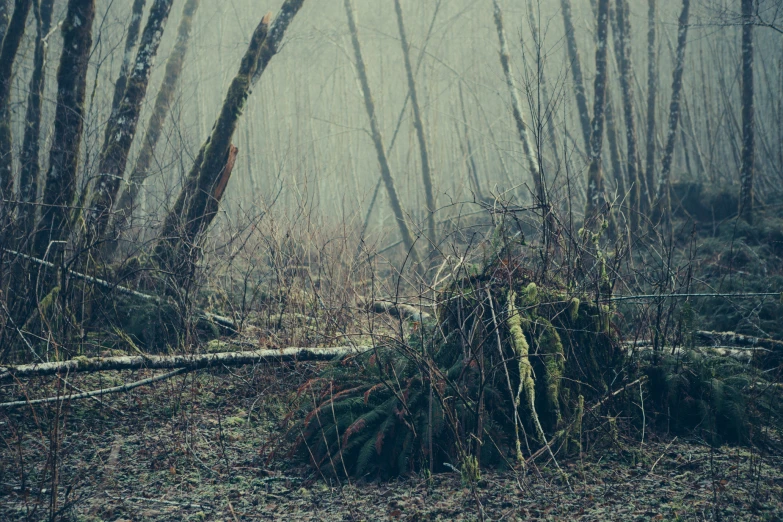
xmin=250 ymin=0 xmax=306 ymax=88
xmin=0 ymin=0 xmax=9 ymax=42
xmin=393 ymin=0 xmax=436 ymax=258
xmin=342 ymin=0 xmax=419 ymax=266
xmin=492 ymin=0 xmax=552 ymax=242
xmin=458 ymin=82 xmax=482 ymax=200
xmin=0 ymin=0 xmax=32 ymax=201
xmin=653 ymin=0 xmax=690 ymax=227
xmin=33 ymin=0 xmax=95 ymax=259
xmin=614 ymin=0 xmax=641 ymax=232
xmin=156 ymin=13 xmax=278 ymax=275
xmin=738 ymin=0 xmax=755 ymax=223
xmin=560 ymin=0 xmax=592 ymax=152
xmin=643 ymin=0 xmax=657 ymax=214
xmin=17 ymin=0 xmax=55 ymax=241
xmin=108 ymin=0 xmax=201 ymax=257
xmin=107 ymin=0 xmax=146 ymax=124
xmin=86 ymin=0 xmax=174 ymax=247
xmin=584 ymin=0 xmax=611 ymax=230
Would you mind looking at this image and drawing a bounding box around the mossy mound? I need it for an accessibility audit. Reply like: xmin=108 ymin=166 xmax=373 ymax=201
xmin=297 ymin=261 xmax=621 ymax=479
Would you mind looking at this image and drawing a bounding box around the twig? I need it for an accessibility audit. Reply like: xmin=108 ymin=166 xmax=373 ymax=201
xmin=0 ymin=368 xmax=188 ymax=409
xmin=606 ymin=292 xmax=780 ymax=302
xmin=105 ymin=490 xmax=210 ymax=510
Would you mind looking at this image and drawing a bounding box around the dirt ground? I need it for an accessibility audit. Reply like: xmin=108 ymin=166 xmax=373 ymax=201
xmin=1 ymin=365 xmax=781 ymax=521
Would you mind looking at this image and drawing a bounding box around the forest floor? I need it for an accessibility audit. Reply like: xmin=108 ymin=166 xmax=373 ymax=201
xmin=1 ymin=364 xmax=782 ymax=521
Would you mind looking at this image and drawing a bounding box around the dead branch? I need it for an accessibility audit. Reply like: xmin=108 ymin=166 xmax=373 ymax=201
xmin=0 ymin=368 xmax=187 ymax=409
xmin=0 ymin=346 xmax=369 ymax=379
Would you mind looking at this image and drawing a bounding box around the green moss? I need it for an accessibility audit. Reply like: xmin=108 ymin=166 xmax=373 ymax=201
xmin=569 ymin=298 xmax=580 ymax=321
xmin=537 ymin=318 xmax=565 ymax=428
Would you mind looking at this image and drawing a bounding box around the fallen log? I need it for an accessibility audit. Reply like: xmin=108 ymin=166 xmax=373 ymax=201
xmin=0 ymin=368 xmax=188 ymax=409
xmin=0 ymin=346 xmax=370 ymax=379
xmin=694 ymin=330 xmax=783 ymax=352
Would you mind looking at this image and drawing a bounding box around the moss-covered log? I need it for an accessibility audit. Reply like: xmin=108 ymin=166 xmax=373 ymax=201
xmin=0 ymin=346 xmax=366 ymax=379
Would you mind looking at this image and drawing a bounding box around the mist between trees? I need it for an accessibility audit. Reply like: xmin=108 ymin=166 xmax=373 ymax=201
xmin=0 ymin=0 xmax=782 ymax=518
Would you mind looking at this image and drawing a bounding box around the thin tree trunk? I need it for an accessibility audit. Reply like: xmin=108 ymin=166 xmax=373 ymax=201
xmin=17 ymin=0 xmax=55 ymax=241
xmin=643 ymin=0 xmax=657 ymax=214
xmin=614 ymin=0 xmax=641 ymax=232
xmin=0 ymin=0 xmax=33 ymax=201
xmin=86 ymin=0 xmax=174 ymax=247
xmin=156 ymin=13 xmax=275 ymax=274
xmin=393 ymin=0 xmax=436 ymax=258
xmin=250 ymin=0 xmax=306 ymax=88
xmin=33 ymin=0 xmax=95 ymax=259
xmin=738 ymin=0 xmax=755 ymax=223
xmin=492 ymin=0 xmax=551 ymax=241
xmin=653 ymin=0 xmax=690 ymax=227
xmin=0 ymin=0 xmax=10 ymax=42
xmin=560 ymin=0 xmax=592 ymax=152
xmin=458 ymin=82 xmax=482 ymax=200
xmin=342 ymin=0 xmax=419 ymax=266
xmin=108 ymin=0 xmax=201 ymax=257
xmin=107 ymin=0 xmax=146 ymax=124
xmin=584 ymin=0 xmax=611 ymax=230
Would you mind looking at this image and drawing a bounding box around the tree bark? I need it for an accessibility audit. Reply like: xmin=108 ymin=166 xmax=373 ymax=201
xmin=342 ymin=0 xmax=419 ymax=266
xmin=738 ymin=0 xmax=755 ymax=223
xmin=33 ymin=0 xmax=95 ymax=259
xmin=584 ymin=0 xmax=611 ymax=230
xmin=107 ymin=0 xmax=146 ymax=126
xmin=393 ymin=0 xmax=436 ymax=258
xmin=1 ymin=346 xmax=369 ymax=379
xmin=86 ymin=0 xmax=174 ymax=247
xmin=109 ymin=0 xmax=201 ymax=256
xmin=156 ymin=13 xmax=272 ymax=274
xmin=0 ymin=0 xmax=10 ymax=43
xmin=0 ymin=0 xmax=32 ymax=201
xmin=643 ymin=0 xmax=657 ymax=214
xmin=17 ymin=0 xmax=55 ymax=241
xmin=614 ymin=0 xmax=641 ymax=232
xmin=492 ymin=0 xmax=553 ymax=244
xmin=560 ymin=0 xmax=593 ymax=152
xmin=653 ymin=0 xmax=690 ymax=227
xmin=250 ymin=0 xmax=306 ymax=87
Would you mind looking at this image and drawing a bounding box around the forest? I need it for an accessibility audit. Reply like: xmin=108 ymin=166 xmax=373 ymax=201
xmin=0 ymin=0 xmax=782 ymax=519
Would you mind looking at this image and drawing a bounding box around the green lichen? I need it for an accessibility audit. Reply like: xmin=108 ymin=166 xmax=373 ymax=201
xmin=537 ymin=318 xmax=565 ymax=428
xmin=569 ymin=298 xmax=580 ymax=321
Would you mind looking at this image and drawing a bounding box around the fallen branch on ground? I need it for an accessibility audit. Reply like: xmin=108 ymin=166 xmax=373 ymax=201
xmin=0 ymin=368 xmax=188 ymax=409
xmin=0 ymin=346 xmax=370 ymax=379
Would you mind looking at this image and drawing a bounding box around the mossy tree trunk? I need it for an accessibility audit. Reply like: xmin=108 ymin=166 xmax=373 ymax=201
xmin=492 ymin=0 xmax=552 ymax=245
xmin=584 ymin=0 xmax=611 ymax=230
xmin=643 ymin=0 xmax=657 ymax=215
xmin=17 ymin=0 xmax=55 ymax=243
xmin=86 ymin=0 xmax=173 ymax=248
xmin=393 ymin=0 xmax=436 ymax=260
xmin=614 ymin=0 xmax=641 ymax=232
xmin=738 ymin=0 xmax=755 ymax=223
xmin=108 ymin=0 xmax=201 ymax=258
xmin=343 ymin=0 xmax=419 ymax=267
xmin=559 ymin=0 xmax=592 ymax=153
xmin=33 ymin=0 xmax=95 ymax=259
xmin=155 ymin=13 xmax=272 ymax=276
xmin=653 ymin=0 xmax=690 ymax=228
xmin=0 ymin=0 xmax=32 ymax=202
